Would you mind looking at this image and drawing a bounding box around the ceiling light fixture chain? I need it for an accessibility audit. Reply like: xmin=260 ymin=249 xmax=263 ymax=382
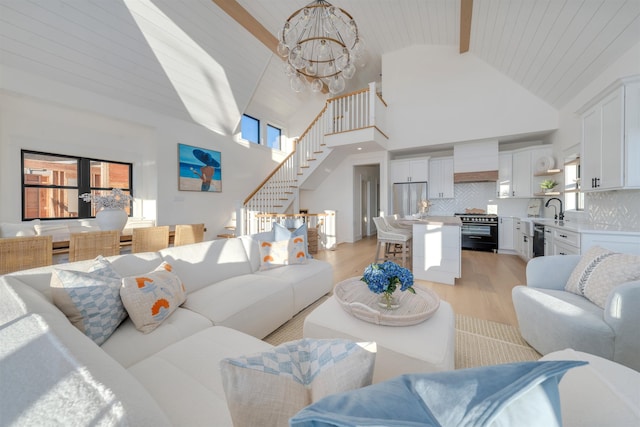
xmin=277 ymin=0 xmax=365 ymax=94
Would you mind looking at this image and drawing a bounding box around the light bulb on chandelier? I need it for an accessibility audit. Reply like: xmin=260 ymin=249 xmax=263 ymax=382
xmin=277 ymin=0 xmax=365 ymax=95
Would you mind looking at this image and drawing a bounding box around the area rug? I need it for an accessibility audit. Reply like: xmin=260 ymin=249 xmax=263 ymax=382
xmin=264 ymin=297 xmax=541 ymax=369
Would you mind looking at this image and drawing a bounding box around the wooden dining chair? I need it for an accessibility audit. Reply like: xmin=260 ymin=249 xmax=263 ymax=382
xmin=174 ymin=223 xmax=205 ymax=246
xmin=0 ymin=235 xmax=53 ymax=274
xmin=69 ymin=230 xmax=120 ymax=262
xmin=132 ymin=226 xmax=170 ymax=253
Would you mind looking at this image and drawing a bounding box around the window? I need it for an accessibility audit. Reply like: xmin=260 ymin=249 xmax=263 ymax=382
xmin=22 ymin=150 xmax=133 ymax=220
xmin=241 ymin=114 xmax=260 ymax=144
xmin=564 ymin=157 xmax=584 ymax=211
xmin=267 ymin=124 xmax=282 ymax=150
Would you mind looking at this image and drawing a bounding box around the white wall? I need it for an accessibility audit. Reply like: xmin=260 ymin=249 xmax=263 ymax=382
xmin=299 ymin=150 xmax=388 ymax=244
xmin=383 ymin=45 xmax=558 ymax=150
xmin=0 ymin=66 xmax=285 ymax=239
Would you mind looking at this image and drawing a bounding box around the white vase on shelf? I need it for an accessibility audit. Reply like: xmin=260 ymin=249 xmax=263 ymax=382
xmin=96 ymin=208 xmax=128 ymax=232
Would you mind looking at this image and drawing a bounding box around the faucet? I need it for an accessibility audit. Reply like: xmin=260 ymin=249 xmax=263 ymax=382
xmin=545 ymin=197 xmax=564 ymax=221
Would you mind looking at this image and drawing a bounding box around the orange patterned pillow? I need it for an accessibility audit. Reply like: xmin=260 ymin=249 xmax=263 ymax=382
xmin=258 ymin=236 xmax=308 ymax=271
xmin=120 ymin=262 xmax=186 ymax=333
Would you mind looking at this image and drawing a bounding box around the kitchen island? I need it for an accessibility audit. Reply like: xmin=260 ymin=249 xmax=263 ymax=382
xmin=401 ymin=216 xmax=462 ymax=285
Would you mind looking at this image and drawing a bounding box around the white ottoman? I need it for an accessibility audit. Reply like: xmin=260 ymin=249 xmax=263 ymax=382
xmin=303 ymin=295 xmax=455 ymax=383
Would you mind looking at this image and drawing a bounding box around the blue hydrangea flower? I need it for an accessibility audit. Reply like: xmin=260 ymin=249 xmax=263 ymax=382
xmin=361 ymin=262 xmax=414 ymax=295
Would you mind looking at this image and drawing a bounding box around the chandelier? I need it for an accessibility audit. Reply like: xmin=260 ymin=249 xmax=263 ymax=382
xmin=277 ymin=0 xmax=365 ymax=94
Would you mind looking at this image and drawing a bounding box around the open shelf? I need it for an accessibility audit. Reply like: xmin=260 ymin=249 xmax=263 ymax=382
xmin=534 ymin=169 xmax=563 ymax=176
xmin=534 ymin=191 xmax=562 ymax=196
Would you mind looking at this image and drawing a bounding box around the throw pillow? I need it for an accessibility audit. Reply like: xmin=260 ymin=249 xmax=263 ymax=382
xmin=50 ymin=256 xmax=127 ymax=345
xmin=258 ymin=236 xmax=308 ymax=271
xmin=34 ymin=223 xmax=70 ymax=242
xmin=565 ymin=246 xmax=640 ymax=308
xmin=120 ymin=262 xmax=186 ymax=334
xmin=0 ymin=220 xmax=39 ymax=237
xmin=290 ymin=360 xmax=586 ymax=427
xmin=220 ymin=338 xmax=376 ymax=427
xmin=273 ymin=221 xmax=312 ymax=258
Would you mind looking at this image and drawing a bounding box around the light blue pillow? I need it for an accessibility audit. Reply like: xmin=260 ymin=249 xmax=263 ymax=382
xmin=273 ymin=222 xmax=312 ymax=259
xmin=50 ymin=256 xmax=127 ymax=345
xmin=290 ymin=360 xmax=587 ymax=427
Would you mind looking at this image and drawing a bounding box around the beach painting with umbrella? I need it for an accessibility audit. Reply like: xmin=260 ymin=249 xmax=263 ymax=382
xmin=178 ymin=143 xmax=222 ymax=192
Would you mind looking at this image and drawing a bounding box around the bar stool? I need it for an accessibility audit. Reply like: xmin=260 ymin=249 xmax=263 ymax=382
xmin=372 ymin=217 xmax=412 ymax=268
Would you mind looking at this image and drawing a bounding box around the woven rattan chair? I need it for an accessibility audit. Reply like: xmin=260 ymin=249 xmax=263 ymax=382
xmin=372 ymin=217 xmax=412 ymax=268
xmin=132 ymin=226 xmax=170 ymax=253
xmin=174 ymin=223 xmax=205 ymax=246
xmin=0 ymin=235 xmax=53 ymax=274
xmin=69 ymin=230 xmax=120 ymax=262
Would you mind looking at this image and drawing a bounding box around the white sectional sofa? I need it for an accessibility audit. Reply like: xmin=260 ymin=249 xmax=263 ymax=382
xmin=0 ymin=235 xmax=333 ymax=426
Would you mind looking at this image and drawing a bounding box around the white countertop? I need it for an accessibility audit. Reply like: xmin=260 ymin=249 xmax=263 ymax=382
xmin=530 ymin=218 xmax=640 ymax=235
xmin=400 ymin=216 xmax=462 ymax=227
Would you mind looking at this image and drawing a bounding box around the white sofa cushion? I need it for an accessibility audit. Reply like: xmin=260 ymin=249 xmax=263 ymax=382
xmin=128 ymin=326 xmax=273 ymax=427
xmin=160 ymin=239 xmax=252 ymax=293
xmin=102 ymin=307 xmax=212 ymax=368
xmin=183 ymin=274 xmax=294 ymax=338
xmin=257 ymin=259 xmax=333 ymax=313
xmin=34 ymin=223 xmax=70 ymax=242
xmin=541 ymin=349 xmax=640 ymax=427
xmin=0 ymin=220 xmax=39 ymax=237
xmin=0 ymin=280 xmax=171 ymax=426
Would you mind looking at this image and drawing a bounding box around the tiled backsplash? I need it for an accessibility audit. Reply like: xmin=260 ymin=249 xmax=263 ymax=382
xmin=427 ymin=182 xmax=493 ymax=215
xmin=429 ymin=184 xmax=639 ymax=229
xmin=584 ymin=190 xmax=640 ymax=229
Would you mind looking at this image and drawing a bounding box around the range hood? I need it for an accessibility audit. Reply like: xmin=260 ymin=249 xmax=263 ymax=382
xmin=453 ymin=140 xmax=499 ymax=183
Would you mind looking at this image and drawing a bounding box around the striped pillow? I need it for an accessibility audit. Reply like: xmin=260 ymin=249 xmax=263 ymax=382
xmin=565 ymin=246 xmax=640 ymax=308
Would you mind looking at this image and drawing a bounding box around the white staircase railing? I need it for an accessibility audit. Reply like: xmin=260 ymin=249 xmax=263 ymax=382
xmin=242 ymin=82 xmax=386 ymax=236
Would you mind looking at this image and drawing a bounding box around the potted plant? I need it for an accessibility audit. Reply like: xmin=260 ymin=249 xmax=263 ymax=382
xmin=540 ymin=179 xmax=558 ymax=193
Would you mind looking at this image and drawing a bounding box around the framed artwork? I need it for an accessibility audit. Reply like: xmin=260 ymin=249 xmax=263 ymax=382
xmin=178 ymin=143 xmax=222 ymax=192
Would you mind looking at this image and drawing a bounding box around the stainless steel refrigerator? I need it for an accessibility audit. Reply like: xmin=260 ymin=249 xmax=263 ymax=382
xmin=392 ymin=182 xmax=428 ymax=218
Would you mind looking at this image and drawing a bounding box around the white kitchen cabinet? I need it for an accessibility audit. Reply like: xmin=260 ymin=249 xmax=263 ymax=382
xmin=512 ymin=150 xmax=532 ymax=198
xmin=390 ymin=158 xmax=429 ymax=183
xmin=428 ymin=157 xmax=454 ymax=199
xmin=581 ymin=232 xmax=640 ymax=255
xmin=412 ymin=222 xmax=461 ymax=285
xmin=579 ymin=77 xmax=640 ymax=191
xmin=544 ymin=227 xmax=552 ymax=255
xmin=497 ymin=153 xmax=512 ymax=198
xmin=498 ymin=217 xmax=515 ymax=252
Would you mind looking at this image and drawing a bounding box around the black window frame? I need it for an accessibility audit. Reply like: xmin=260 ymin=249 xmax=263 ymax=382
xmin=266 ymin=124 xmax=282 ymax=150
xmin=241 ymin=114 xmax=260 ymax=144
xmin=21 ymin=149 xmax=133 ymax=221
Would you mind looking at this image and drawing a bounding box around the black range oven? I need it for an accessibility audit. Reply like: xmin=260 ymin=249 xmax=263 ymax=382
xmin=454 ymin=214 xmax=499 ymax=253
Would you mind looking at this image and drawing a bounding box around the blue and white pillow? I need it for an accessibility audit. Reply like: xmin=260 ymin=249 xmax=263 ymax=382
xmin=220 ymin=338 xmax=376 ymax=427
xmin=290 ymin=360 xmax=587 ymax=427
xmin=50 ymin=256 xmax=127 ymax=345
xmin=273 ymin=222 xmax=312 ymax=259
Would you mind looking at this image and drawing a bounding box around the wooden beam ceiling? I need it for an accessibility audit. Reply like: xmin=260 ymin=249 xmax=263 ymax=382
xmin=460 ymin=0 xmax=473 ymax=53
xmin=212 ymin=0 xmax=329 ymax=94
xmin=211 ymin=0 xmax=278 ymax=55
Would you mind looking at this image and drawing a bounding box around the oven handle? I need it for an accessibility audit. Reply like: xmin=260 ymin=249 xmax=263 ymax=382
xmin=468 ymin=236 xmax=482 ymax=239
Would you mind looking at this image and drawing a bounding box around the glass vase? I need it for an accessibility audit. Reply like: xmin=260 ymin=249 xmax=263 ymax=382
xmin=378 ymin=292 xmax=400 ymax=310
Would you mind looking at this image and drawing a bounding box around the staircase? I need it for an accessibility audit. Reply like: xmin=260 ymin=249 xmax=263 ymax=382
xmin=242 ymin=82 xmax=388 ymax=235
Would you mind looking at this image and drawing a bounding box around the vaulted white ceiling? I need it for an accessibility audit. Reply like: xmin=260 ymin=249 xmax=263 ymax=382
xmin=1 ymin=0 xmax=639 ymax=136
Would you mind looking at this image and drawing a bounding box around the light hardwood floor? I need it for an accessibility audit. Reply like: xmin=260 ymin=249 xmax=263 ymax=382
xmin=314 ymin=237 xmax=527 ymax=327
